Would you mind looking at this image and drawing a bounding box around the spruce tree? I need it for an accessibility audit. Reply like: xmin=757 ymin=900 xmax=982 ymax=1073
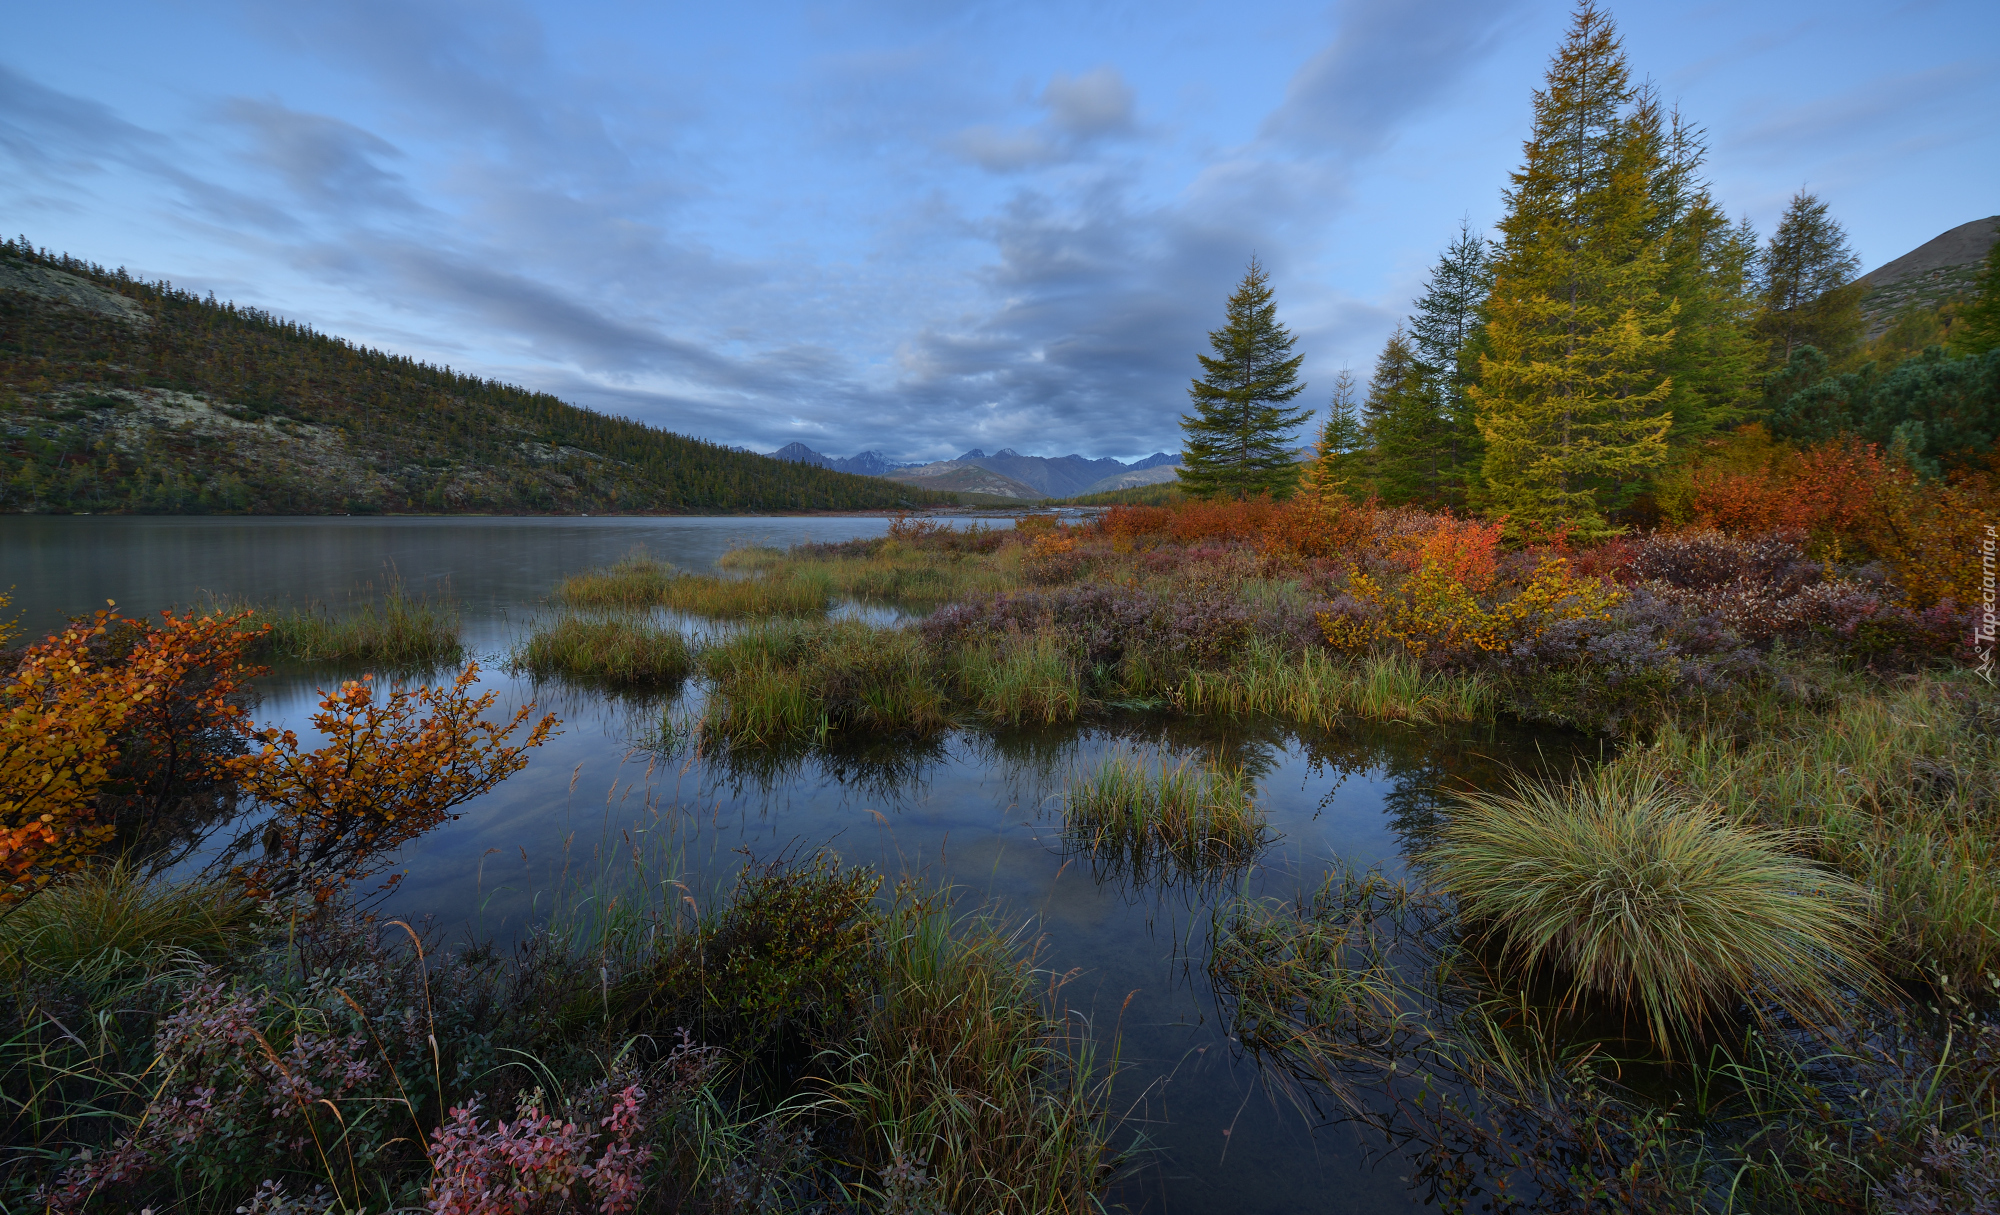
xmin=1407 ymin=221 xmax=1491 ymax=504
xmin=1758 ymin=191 xmax=1864 ymax=364
xmin=1365 ymin=328 xmax=1445 ymax=504
xmin=1469 ymin=1 xmax=1676 ymax=539
xmin=1178 ymin=258 xmax=1311 ymax=499
xmin=1297 ymin=369 xmax=1366 ymax=503
xmin=1948 ymin=219 xmax=2000 ymax=357
xmin=1645 ymin=100 xmax=1767 ymax=441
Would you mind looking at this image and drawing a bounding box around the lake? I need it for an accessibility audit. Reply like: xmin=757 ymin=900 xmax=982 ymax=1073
xmin=2 ymin=515 xmax=1578 ymax=1213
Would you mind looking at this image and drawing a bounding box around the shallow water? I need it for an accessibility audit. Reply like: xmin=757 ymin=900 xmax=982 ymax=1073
xmin=1 ymin=515 xmax=1585 ymax=1213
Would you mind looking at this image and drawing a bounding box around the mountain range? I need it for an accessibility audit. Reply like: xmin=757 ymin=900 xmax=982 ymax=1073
xmin=1859 ymin=216 xmax=1999 ymax=339
xmin=768 ymin=443 xmax=1184 ymax=498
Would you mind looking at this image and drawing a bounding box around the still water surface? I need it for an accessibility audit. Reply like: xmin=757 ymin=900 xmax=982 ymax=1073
xmin=2 ymin=516 xmax=1578 ymax=1213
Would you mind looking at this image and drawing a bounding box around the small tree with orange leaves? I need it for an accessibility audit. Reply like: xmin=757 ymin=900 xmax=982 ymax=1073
xmin=227 ymin=662 xmax=555 ymax=902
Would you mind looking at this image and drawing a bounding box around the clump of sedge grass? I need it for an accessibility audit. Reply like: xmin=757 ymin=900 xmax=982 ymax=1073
xmin=259 ymin=580 xmax=462 ymax=667
xmin=556 ymin=552 xmax=680 ymax=606
xmin=699 ymin=620 xmax=947 ymax=746
xmin=0 ymin=862 xmax=263 ymax=977
xmin=1179 ymin=641 xmax=1494 ymax=728
xmin=948 ymin=630 xmax=1084 ymax=726
xmin=829 ymin=896 xmax=1119 ymax=1212
xmin=1428 ymin=765 xmax=1874 ymax=1051
xmin=514 ymin=613 xmax=696 ymax=686
xmin=1063 ymin=749 xmax=1264 ymax=875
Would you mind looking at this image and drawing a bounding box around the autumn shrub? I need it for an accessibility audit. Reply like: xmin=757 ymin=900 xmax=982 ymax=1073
xmin=227 ymin=663 xmax=556 ymax=902
xmin=1324 ymin=557 xmax=1624 ymax=667
xmin=427 ymin=1080 xmax=654 ymax=1215
xmin=1 ymin=607 xmax=267 ymax=901
xmin=1020 ymin=532 xmax=1084 ymax=585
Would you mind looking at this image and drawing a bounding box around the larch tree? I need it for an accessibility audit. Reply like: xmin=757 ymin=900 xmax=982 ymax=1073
xmin=1178 ymin=258 xmax=1311 ymax=499
xmin=1407 ymin=220 xmax=1492 ymax=505
xmin=1469 ymin=1 xmax=1677 ymax=540
xmin=1757 ymin=190 xmax=1864 ymax=365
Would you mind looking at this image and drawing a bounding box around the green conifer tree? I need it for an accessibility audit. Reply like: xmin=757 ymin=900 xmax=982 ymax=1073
xmin=1365 ymin=328 xmax=1445 ymax=504
xmin=1949 ymin=219 xmax=2000 ymax=357
xmin=1644 ymin=100 xmax=1767 ymax=441
xmin=1298 ymin=369 xmax=1366 ymax=501
xmin=1407 ymin=220 xmax=1491 ymax=504
xmin=1469 ymin=1 xmax=1677 ymax=539
xmin=1178 ymin=258 xmax=1311 ymax=499
xmin=1757 ymin=190 xmax=1864 ymax=365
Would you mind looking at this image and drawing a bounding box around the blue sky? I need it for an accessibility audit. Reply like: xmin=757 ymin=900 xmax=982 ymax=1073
xmin=4 ymin=0 xmax=1995 ymax=463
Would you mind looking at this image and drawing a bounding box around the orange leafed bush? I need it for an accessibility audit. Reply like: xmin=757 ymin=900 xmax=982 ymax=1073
xmin=0 ymin=607 xmax=268 ymax=901
xmin=1260 ymin=494 xmax=1376 ymax=561
xmin=230 ymin=662 xmax=555 ymax=901
xmin=1388 ymin=512 xmax=1505 ymax=593
xmin=1665 ymin=428 xmax=1894 ymax=549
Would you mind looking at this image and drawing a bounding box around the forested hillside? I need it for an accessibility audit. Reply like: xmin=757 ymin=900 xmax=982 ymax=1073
xmin=0 ymin=239 xmax=946 ymax=515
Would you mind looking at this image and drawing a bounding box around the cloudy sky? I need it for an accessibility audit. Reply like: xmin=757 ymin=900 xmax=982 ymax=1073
xmin=5 ymin=1 xmax=1995 ymax=463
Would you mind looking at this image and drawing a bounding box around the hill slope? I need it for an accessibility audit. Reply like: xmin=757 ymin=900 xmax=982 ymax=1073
xmin=1859 ymin=216 xmax=2000 ymax=339
xmin=0 ymin=241 xmax=947 ymax=515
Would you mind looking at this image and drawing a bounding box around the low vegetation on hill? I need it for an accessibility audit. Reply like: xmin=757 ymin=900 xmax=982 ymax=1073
xmin=0 ymin=239 xmax=949 ymax=515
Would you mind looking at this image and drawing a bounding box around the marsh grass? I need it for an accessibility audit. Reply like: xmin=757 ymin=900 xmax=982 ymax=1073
xmin=1428 ymin=765 xmax=1875 ymax=1051
xmin=949 ymin=630 xmax=1085 ymax=726
xmin=699 ymin=620 xmax=947 ymax=746
xmin=1181 ymin=642 xmax=1495 ymax=728
xmin=0 ymin=862 xmax=264 ymax=976
xmin=514 ymin=612 xmax=696 ymax=686
xmin=560 ymin=552 xmax=833 ymax=618
xmin=1062 ymin=749 xmax=1264 ymax=876
xmin=1633 ymin=672 xmax=2000 ymax=987
xmin=831 ymin=898 xmax=1121 ymax=1213
xmin=257 ymin=579 xmax=462 ymax=667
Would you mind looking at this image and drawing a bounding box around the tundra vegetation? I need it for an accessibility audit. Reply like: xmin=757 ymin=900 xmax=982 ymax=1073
xmin=6 ymin=3 xmax=2000 ymax=1212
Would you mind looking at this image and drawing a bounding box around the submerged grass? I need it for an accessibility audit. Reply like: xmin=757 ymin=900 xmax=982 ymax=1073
xmin=1062 ymin=749 xmax=1264 ymax=876
xmin=256 ymin=579 xmax=462 ymax=667
xmin=514 ymin=612 xmax=696 ymax=686
xmin=1428 ymin=765 xmax=1874 ymax=1052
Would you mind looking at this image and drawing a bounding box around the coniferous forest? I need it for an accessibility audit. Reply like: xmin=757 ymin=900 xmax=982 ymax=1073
xmin=0 ymin=240 xmax=949 ymax=515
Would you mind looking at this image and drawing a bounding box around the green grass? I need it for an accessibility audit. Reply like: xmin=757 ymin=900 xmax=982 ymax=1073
xmin=1427 ymin=764 xmax=1874 ymax=1051
xmin=0 ymin=862 xmax=264 ymax=977
xmin=556 ymin=552 xmax=681 ymax=606
xmin=1062 ymin=749 xmax=1264 ymax=875
xmin=948 ymin=630 xmax=1085 ymax=726
xmin=699 ymin=620 xmax=949 ymax=746
xmin=1179 ymin=642 xmax=1496 ymax=728
xmin=830 ymin=898 xmax=1120 ymax=1213
xmin=255 ymin=580 xmax=463 ymax=667
xmin=513 ymin=613 xmax=696 ymax=686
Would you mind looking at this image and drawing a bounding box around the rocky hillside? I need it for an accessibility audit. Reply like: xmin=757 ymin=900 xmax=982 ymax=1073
xmin=1859 ymin=216 xmax=1999 ymax=339
xmin=0 ymin=241 xmax=948 ymax=515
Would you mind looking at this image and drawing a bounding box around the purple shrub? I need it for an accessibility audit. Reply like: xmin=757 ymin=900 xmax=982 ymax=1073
xmin=427 ymin=1080 xmax=654 ymax=1215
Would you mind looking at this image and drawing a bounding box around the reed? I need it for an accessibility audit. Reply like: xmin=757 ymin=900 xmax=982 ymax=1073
xmin=514 ymin=613 xmax=696 ymax=686
xmin=258 ymin=580 xmax=462 ymax=667
xmin=1427 ymin=764 xmax=1874 ymax=1051
xmin=1062 ymin=749 xmax=1264 ymax=875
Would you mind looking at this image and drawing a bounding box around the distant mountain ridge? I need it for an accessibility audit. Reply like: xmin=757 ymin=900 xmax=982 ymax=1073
xmin=1859 ymin=216 xmax=2000 ymax=339
xmin=767 ymin=443 xmax=1183 ymax=498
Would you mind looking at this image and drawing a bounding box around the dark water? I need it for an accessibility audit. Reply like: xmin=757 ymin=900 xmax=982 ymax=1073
xmin=1 ymin=516 xmax=1582 ymax=1214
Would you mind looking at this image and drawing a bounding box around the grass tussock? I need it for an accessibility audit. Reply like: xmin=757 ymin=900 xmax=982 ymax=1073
xmin=1062 ymin=749 xmax=1264 ymax=875
xmin=1631 ymin=673 xmax=2000 ymax=987
xmin=948 ymin=630 xmax=1085 ymax=726
xmin=1428 ymin=764 xmax=1875 ymax=1050
xmin=0 ymin=862 xmax=264 ymax=976
xmin=258 ymin=580 xmax=462 ymax=667
xmin=700 ymin=619 xmax=948 ymax=746
xmin=514 ymin=613 xmax=696 ymax=686
xmin=554 ymin=551 xmax=681 ymax=606
xmin=831 ymin=901 xmax=1118 ymax=1213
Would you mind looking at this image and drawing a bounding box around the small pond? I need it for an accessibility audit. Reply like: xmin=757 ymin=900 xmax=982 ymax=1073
xmin=1 ymin=515 xmax=1588 ymax=1213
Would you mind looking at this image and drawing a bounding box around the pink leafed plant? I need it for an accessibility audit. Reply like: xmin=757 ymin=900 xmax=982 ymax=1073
xmin=427 ymin=1084 xmax=652 ymax=1215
